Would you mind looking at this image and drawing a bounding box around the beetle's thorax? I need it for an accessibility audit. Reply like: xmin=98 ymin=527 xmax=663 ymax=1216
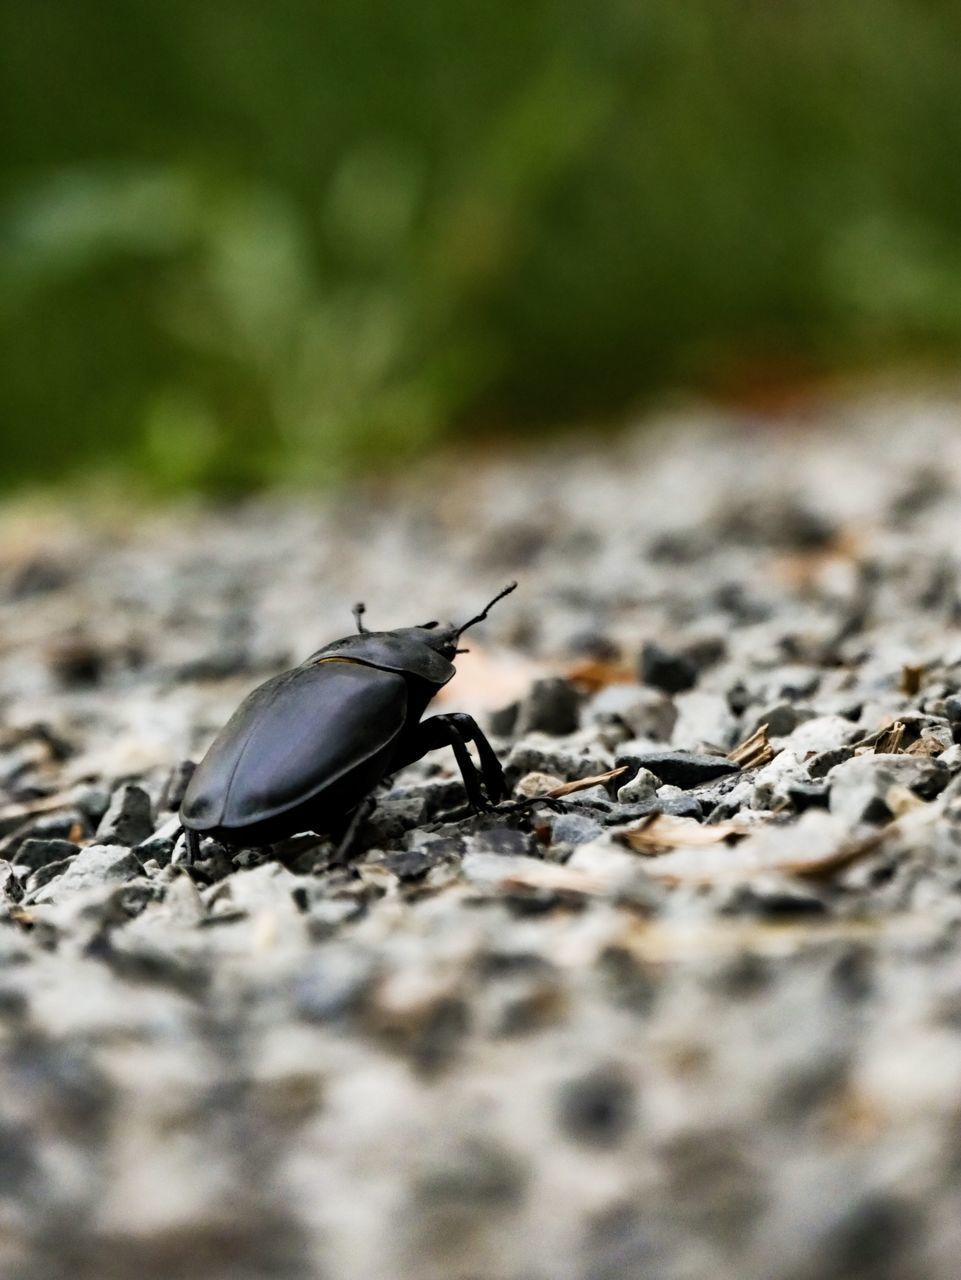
xmin=305 ymin=626 xmax=457 ymax=686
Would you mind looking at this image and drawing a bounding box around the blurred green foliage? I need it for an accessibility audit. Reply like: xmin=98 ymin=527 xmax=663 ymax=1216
xmin=2 ymin=0 xmax=961 ymax=491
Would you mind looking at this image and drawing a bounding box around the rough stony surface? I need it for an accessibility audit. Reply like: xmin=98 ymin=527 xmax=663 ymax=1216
xmin=5 ymin=393 xmax=961 ymax=1277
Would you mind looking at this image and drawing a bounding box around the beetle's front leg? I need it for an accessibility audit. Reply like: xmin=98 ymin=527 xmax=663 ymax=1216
xmin=440 ymin=712 xmax=508 ymax=805
xmin=394 ymin=715 xmax=494 ymax=811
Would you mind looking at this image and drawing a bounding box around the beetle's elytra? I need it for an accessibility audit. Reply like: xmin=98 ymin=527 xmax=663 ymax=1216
xmin=179 ymin=583 xmax=518 ymax=858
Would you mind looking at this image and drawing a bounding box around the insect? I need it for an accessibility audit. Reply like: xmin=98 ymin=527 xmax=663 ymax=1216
xmin=178 ymin=583 xmax=518 ymax=859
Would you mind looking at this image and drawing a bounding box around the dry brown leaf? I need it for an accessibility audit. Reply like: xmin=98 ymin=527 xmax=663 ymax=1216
xmin=622 ymin=812 xmax=749 ymax=854
xmin=873 ymin=721 xmax=905 ymax=754
xmin=564 ymin=660 xmax=636 ymax=693
xmin=0 ymin=790 xmax=77 ymax=823
xmin=543 ymin=766 xmax=629 ymax=799
xmin=728 ymin=724 xmax=776 ymax=769
xmin=900 ymin=663 xmax=924 ymax=696
xmin=850 ymin=721 xmax=907 ymax=754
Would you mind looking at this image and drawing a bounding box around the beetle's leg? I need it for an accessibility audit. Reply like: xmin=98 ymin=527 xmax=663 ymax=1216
xmin=332 ymin=795 xmax=377 ymax=864
xmin=442 ymin=728 xmax=489 ymax=812
xmin=440 ymin=712 xmax=508 ymax=805
xmin=184 ymin=827 xmax=201 ymax=863
xmin=396 ymin=716 xmax=490 ymax=811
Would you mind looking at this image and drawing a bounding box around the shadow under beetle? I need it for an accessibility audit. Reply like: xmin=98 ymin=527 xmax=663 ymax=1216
xmin=179 ymin=583 xmax=518 ymax=859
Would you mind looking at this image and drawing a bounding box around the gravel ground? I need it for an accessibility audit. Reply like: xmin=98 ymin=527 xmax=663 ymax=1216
xmin=4 ymin=392 xmax=961 ymax=1279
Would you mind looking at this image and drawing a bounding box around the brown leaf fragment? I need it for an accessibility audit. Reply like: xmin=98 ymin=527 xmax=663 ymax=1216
xmin=873 ymin=721 xmax=905 ymax=754
xmin=543 ymin=766 xmax=630 ymax=798
xmin=900 ymin=663 xmax=924 ymax=696
xmin=728 ymin=723 xmax=776 ymax=769
xmin=622 ymin=812 xmax=749 ymax=854
xmin=564 ymin=660 xmax=636 ymax=693
xmin=851 ymin=721 xmax=906 ymax=754
xmin=0 ymin=790 xmax=77 ymax=823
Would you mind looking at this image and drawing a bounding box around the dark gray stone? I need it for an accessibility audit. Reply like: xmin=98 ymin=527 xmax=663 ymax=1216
xmin=606 ymin=796 xmax=704 ymax=823
xmin=0 ymin=811 xmax=87 ymax=859
xmin=12 ymin=837 xmax=81 ymax=872
xmin=25 ymin=855 xmax=78 ymax=894
xmin=639 ymin=641 xmax=698 ymax=694
xmin=514 ymin=678 xmax=581 ymax=736
xmin=386 ymin=848 xmax=442 ymax=880
xmin=808 ymin=746 xmax=854 ymax=778
xmin=753 ymin=702 xmax=809 ymax=738
xmin=487 ymin=702 xmax=519 ymax=736
xmin=614 ymin=749 xmax=738 ymax=789
xmin=159 ymin=759 xmax=196 ymax=811
xmin=785 ymin=781 xmax=831 ymax=812
xmin=550 ymin=813 xmax=604 ymax=847
xmin=557 ymin=1067 xmax=636 ymax=1148
xmin=135 ymin=831 xmax=176 ymax=866
xmin=95 ymin=784 xmax=154 ymax=847
xmin=360 ymin=793 xmax=428 ymax=843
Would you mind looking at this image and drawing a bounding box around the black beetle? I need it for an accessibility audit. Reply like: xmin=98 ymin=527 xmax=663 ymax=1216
xmin=179 ymin=583 xmax=518 ymax=859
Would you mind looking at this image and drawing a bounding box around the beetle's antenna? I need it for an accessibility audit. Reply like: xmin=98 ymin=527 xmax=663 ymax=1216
xmin=455 ymin=581 xmax=518 ymax=637
xmin=353 ymin=602 xmax=368 ymax=633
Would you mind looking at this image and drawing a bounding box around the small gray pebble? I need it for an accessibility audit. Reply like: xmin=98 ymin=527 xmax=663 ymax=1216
xmin=616 ymin=767 xmax=660 ymax=803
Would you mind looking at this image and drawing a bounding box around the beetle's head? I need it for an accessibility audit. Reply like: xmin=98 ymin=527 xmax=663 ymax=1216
xmin=415 ymin=582 xmax=518 ymax=660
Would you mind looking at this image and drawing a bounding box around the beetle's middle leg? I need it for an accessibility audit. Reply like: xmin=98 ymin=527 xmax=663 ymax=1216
xmin=331 ymin=795 xmax=377 ymax=865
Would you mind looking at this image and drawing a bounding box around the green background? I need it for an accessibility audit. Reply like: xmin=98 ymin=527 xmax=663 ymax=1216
xmin=3 ymin=1 xmax=961 ymax=491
